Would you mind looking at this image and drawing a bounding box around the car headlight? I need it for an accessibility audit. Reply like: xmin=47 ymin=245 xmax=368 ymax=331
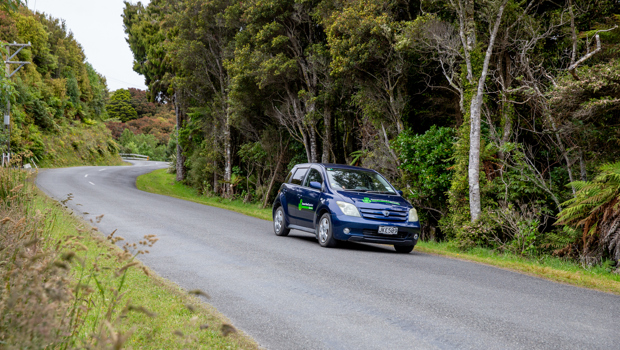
xmin=408 ymin=208 xmax=419 ymax=222
xmin=336 ymin=201 xmax=361 ymax=217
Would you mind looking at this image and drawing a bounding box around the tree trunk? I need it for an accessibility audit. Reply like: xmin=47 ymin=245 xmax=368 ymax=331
xmin=322 ymin=102 xmax=332 ymax=163
xmin=174 ymin=92 xmax=186 ymax=182
xmin=498 ymin=91 xmax=513 ymax=162
xmin=468 ymin=94 xmax=483 ymax=221
xmin=213 ymin=160 xmax=219 ymax=194
xmin=498 ymin=53 xmax=513 ymax=162
xmin=309 ymin=124 xmax=318 ymax=163
xmin=262 ymin=141 xmax=288 ymax=209
xmin=579 ymin=148 xmax=587 ymax=181
xmin=467 ymin=0 xmax=508 ymax=222
xmin=224 ymin=111 xmax=232 ymax=197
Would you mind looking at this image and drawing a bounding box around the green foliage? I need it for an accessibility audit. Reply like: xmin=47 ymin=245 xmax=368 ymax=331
xmin=557 ymin=162 xmax=620 ymax=267
xmin=121 ymin=0 xmax=620 ymax=271
xmin=0 ymin=7 xmax=112 ymax=165
xmin=117 ymin=128 xmax=168 ymax=161
xmin=453 ymin=210 xmax=499 ymax=250
xmin=37 ymin=123 xmax=123 ymax=168
xmin=0 ymin=0 xmax=23 ymax=13
xmin=393 ymin=126 xmax=455 ymax=213
xmin=106 ymin=89 xmax=138 ymax=122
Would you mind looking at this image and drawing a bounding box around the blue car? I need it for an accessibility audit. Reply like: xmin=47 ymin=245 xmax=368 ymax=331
xmin=272 ymin=163 xmax=420 ymax=253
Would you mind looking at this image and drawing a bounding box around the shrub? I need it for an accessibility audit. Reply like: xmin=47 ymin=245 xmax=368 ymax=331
xmin=556 ymin=162 xmax=620 ymax=270
xmin=393 ymin=126 xmax=455 ymax=214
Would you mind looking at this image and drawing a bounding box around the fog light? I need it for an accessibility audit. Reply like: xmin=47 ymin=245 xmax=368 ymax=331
xmin=343 ymin=228 xmax=350 ymax=234
xmin=413 ymin=233 xmax=419 ymax=240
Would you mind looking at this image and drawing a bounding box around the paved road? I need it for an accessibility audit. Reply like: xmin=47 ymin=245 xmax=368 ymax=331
xmin=36 ymin=161 xmax=619 ymax=350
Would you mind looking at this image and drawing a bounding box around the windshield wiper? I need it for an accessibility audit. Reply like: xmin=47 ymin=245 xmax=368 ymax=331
xmin=366 ymin=191 xmax=395 ymax=194
xmin=341 ymin=189 xmax=369 ymax=192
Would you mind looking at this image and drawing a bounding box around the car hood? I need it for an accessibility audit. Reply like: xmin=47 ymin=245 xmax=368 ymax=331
xmin=335 ymin=191 xmax=411 ymax=209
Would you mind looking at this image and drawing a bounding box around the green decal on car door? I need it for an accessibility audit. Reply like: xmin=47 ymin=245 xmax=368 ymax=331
xmin=298 ymin=199 xmax=314 ymax=210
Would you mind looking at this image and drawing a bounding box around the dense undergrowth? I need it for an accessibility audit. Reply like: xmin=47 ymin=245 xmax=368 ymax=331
xmin=0 ymin=167 xmax=258 ymax=349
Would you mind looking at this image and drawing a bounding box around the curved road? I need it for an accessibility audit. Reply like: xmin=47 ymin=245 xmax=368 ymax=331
xmin=36 ymin=161 xmax=619 ymax=350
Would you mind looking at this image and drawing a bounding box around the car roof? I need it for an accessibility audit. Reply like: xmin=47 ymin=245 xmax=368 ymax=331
xmin=294 ymin=163 xmax=378 ymax=172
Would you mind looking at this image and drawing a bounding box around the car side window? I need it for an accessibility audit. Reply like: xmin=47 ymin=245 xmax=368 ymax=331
xmin=290 ymin=168 xmax=308 ymax=185
xmin=303 ymin=169 xmax=323 ymax=187
xmin=284 ymin=170 xmax=294 ymax=184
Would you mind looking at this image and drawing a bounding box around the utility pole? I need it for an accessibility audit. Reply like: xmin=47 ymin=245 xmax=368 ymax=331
xmin=2 ymin=41 xmax=31 ymax=166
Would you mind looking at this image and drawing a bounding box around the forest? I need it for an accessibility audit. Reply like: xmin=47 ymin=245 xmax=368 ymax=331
xmin=0 ymin=5 xmax=121 ymax=167
xmin=122 ymin=0 xmax=620 ymax=269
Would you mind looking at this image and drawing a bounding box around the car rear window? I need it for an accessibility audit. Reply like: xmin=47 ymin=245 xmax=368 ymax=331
xmin=290 ymin=168 xmax=308 ymax=185
xmin=284 ymin=170 xmax=294 ymax=184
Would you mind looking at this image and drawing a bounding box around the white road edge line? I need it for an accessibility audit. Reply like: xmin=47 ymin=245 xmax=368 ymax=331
xmin=98 ymin=169 xmax=106 ymax=172
xmin=85 ymin=174 xmax=88 ymax=178
xmin=89 ymin=181 xmax=95 ymax=186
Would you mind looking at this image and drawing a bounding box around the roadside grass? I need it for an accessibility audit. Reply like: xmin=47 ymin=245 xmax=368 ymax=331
xmin=43 ymin=196 xmax=258 ymax=349
xmin=0 ymin=168 xmax=259 ymax=349
xmin=136 ymin=169 xmax=271 ymax=221
xmin=36 ymin=187 xmax=260 ymax=349
xmin=138 ymin=168 xmax=620 ymax=296
xmin=415 ymin=242 xmax=620 ymax=295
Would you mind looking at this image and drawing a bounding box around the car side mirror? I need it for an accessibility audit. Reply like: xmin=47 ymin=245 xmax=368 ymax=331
xmin=310 ymin=181 xmax=322 ymax=190
xmin=397 ymin=190 xmax=403 ymax=196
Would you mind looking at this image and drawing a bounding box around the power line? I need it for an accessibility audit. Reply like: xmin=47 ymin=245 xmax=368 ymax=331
xmin=105 ymin=76 xmax=145 ymax=90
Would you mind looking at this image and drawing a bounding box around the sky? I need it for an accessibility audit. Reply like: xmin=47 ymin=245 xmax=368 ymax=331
xmin=28 ymin=0 xmax=150 ymax=91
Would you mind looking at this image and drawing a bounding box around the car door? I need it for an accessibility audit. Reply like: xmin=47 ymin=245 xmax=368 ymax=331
xmin=285 ymin=167 xmax=308 ymax=225
xmin=297 ymin=168 xmax=323 ymax=228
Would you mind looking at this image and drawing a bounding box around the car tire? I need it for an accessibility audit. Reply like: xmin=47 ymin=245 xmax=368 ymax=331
xmin=273 ymin=206 xmax=290 ymax=236
xmin=394 ymin=245 xmax=414 ymax=253
xmin=317 ymin=213 xmax=337 ymax=248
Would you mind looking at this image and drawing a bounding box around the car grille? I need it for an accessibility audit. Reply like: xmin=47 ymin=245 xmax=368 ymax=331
xmin=359 ymin=208 xmax=408 ymax=221
xmin=362 ymin=229 xmax=410 ymax=239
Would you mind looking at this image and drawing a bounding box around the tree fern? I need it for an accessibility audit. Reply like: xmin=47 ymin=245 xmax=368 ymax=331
xmin=557 ymin=162 xmax=620 ymax=266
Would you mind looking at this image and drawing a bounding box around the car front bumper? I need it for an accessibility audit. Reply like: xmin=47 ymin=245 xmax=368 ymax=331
xmin=330 ymin=213 xmax=420 ymax=246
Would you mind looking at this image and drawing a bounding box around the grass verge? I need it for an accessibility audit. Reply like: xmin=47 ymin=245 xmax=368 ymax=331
xmin=138 ymin=168 xmax=620 ymax=296
xmin=137 ymin=169 xmax=271 ymax=221
xmin=0 ymin=168 xmax=259 ymax=348
xmin=43 ymin=195 xmax=259 ymax=349
xmin=415 ymin=242 xmax=620 ymax=295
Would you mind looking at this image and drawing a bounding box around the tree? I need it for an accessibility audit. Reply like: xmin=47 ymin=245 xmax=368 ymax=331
xmin=128 ymin=88 xmax=157 ymax=118
xmin=449 ymin=0 xmax=509 ymax=222
xmin=123 ymin=0 xmax=187 ymax=181
xmin=557 ymin=162 xmax=620 ymax=270
xmin=106 ymin=89 xmax=137 ymax=122
xmin=173 ymin=0 xmax=238 ymax=196
xmin=1 ymin=0 xmax=22 ymax=13
xmin=228 ymin=0 xmax=329 ymax=163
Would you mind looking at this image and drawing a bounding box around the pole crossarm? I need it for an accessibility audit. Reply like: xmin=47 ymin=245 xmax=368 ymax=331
xmin=4 ymin=42 xmax=31 ymax=77
xmin=6 ymin=61 xmax=29 ymax=77
xmin=7 ymin=42 xmax=31 ymax=61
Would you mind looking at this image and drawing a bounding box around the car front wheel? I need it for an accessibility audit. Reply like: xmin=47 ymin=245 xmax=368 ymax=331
xmin=394 ymin=244 xmax=414 ymax=253
xmin=273 ymin=206 xmax=290 ymax=236
xmin=317 ymin=213 xmax=337 ymax=247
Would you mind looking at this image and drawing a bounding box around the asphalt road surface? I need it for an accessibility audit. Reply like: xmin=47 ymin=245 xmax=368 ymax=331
xmin=36 ymin=161 xmax=620 ymax=350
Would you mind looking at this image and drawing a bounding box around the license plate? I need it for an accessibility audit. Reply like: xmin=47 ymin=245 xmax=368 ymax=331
xmin=378 ymin=226 xmax=398 ymax=235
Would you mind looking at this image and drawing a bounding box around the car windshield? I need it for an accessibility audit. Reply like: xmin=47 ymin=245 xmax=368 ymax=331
xmin=326 ymin=168 xmax=396 ymax=194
